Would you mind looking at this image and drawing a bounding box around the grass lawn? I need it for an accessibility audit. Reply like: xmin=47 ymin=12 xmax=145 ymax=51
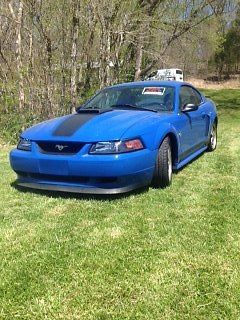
xmin=0 ymin=89 xmax=240 ymax=319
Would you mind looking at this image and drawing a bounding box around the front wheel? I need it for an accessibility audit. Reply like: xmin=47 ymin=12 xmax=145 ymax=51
xmin=152 ymin=136 xmax=172 ymax=188
xmin=207 ymin=122 xmax=217 ymax=152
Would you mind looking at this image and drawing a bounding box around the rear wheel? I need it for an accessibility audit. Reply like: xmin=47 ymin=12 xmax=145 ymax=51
xmin=152 ymin=136 xmax=172 ymax=188
xmin=207 ymin=122 xmax=217 ymax=152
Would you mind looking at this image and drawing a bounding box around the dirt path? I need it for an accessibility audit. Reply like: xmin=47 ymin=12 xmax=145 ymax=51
xmin=187 ymin=78 xmax=240 ymax=89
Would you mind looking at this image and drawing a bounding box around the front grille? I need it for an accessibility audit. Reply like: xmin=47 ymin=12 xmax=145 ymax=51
xmin=37 ymin=141 xmax=84 ymax=155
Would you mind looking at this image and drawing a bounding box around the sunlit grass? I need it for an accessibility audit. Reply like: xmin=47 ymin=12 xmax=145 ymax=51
xmin=0 ymin=89 xmax=240 ymax=319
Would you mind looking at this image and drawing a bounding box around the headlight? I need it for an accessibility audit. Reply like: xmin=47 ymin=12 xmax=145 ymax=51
xmin=17 ymin=138 xmax=32 ymax=151
xmin=89 ymin=139 xmax=144 ymax=154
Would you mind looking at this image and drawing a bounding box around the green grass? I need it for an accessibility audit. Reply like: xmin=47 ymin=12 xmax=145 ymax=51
xmin=0 ymin=89 xmax=240 ymax=319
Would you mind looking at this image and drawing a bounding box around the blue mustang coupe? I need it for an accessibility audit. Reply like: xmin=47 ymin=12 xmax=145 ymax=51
xmin=10 ymin=81 xmax=217 ymax=194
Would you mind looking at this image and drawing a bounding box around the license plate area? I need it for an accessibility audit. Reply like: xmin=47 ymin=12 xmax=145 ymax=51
xmin=39 ymin=159 xmax=69 ymax=175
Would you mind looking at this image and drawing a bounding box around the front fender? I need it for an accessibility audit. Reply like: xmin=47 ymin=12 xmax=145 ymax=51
xmin=153 ymin=123 xmax=181 ymax=165
xmin=154 ymin=123 xmax=180 ymax=149
xmin=120 ymin=113 xmax=181 ymax=157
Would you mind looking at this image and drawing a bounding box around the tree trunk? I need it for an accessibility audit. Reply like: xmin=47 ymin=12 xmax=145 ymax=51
xmin=60 ymin=0 xmax=67 ymax=110
xmin=45 ymin=36 xmax=54 ymax=116
xmin=105 ymin=30 xmax=111 ymax=86
xmin=13 ymin=1 xmax=25 ymax=110
xmin=134 ymin=0 xmax=163 ymax=81
xmin=134 ymin=33 xmax=144 ymax=81
xmin=70 ymin=1 xmax=80 ymax=113
xmin=84 ymin=18 xmax=96 ymax=91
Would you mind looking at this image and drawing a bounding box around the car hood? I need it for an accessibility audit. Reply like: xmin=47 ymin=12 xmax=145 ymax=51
xmin=22 ymin=110 xmax=163 ymax=142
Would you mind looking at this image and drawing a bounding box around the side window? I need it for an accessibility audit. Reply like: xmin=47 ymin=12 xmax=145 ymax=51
xmin=179 ymin=86 xmax=193 ymax=110
xmin=191 ymin=88 xmax=202 ymax=106
xmin=179 ymin=86 xmax=202 ymax=110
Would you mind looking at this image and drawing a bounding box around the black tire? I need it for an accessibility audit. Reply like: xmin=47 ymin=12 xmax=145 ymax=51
xmin=152 ymin=136 xmax=172 ymax=188
xmin=207 ymin=122 xmax=217 ymax=152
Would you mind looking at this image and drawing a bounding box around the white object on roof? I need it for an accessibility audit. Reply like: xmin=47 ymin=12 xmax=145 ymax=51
xmin=147 ymin=69 xmax=184 ymax=82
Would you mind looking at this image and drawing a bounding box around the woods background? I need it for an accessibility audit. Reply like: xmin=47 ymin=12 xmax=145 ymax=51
xmin=0 ymin=0 xmax=239 ymax=142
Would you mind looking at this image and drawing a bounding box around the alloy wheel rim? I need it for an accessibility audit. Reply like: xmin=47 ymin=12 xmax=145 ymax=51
xmin=211 ymin=127 xmax=217 ymax=149
xmin=168 ymin=148 xmax=172 ymax=181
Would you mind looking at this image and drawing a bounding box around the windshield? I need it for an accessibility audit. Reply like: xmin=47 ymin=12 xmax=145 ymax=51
xmin=82 ymin=85 xmax=175 ymax=112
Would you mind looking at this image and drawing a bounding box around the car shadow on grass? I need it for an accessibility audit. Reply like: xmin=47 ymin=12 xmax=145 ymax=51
xmin=11 ymin=181 xmax=149 ymax=201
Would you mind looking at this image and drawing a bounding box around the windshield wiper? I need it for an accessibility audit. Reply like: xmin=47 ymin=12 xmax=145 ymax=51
xmin=111 ymin=104 xmax=157 ymax=112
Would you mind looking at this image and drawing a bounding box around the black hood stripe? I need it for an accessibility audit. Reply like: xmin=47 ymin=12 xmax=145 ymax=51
xmin=53 ymin=114 xmax=97 ymax=136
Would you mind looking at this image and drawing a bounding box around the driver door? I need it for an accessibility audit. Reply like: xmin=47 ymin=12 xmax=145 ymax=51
xmin=178 ymin=86 xmax=206 ymax=160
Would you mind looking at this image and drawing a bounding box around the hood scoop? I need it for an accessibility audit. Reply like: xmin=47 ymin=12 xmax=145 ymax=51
xmin=76 ymin=108 xmax=113 ymax=114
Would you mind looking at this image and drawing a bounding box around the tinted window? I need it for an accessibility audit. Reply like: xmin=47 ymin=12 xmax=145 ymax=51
xmin=191 ymin=88 xmax=202 ymax=105
xmin=179 ymin=86 xmax=202 ymax=110
xmin=83 ymin=85 xmax=175 ymax=112
xmin=176 ymin=70 xmax=183 ymax=75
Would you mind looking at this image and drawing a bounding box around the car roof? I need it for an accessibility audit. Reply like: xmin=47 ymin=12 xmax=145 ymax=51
xmin=157 ymin=68 xmax=183 ymax=71
xmin=110 ymin=80 xmax=191 ymax=89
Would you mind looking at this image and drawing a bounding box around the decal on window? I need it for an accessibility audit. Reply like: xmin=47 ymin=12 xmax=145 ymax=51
xmin=142 ymin=87 xmax=166 ymax=95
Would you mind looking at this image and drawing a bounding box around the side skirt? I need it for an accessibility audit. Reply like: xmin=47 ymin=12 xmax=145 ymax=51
xmin=173 ymin=146 xmax=207 ymax=170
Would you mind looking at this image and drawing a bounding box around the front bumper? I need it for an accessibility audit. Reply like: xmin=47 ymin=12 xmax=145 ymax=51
xmin=15 ymin=178 xmax=148 ymax=194
xmin=10 ymin=143 xmax=157 ymax=194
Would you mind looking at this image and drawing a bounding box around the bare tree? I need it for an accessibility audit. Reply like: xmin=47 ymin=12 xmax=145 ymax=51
xmin=70 ymin=0 xmax=80 ymax=113
xmin=0 ymin=0 xmax=237 ymax=134
xmin=9 ymin=0 xmax=25 ymax=110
